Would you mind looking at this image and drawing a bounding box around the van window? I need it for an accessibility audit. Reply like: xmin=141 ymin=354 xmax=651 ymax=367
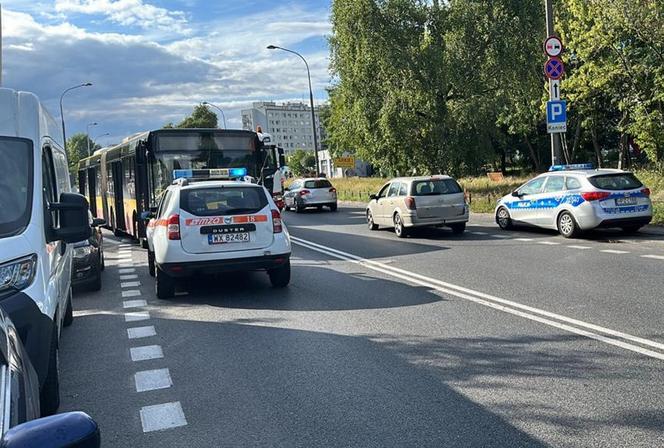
xmin=52 ymin=149 xmax=70 ymax=195
xmin=180 ymin=187 xmax=268 ymax=216
xmin=42 ymin=146 xmax=58 ymax=228
xmin=0 ymin=138 xmax=33 ymax=238
xmin=411 ymin=179 xmax=462 ymax=196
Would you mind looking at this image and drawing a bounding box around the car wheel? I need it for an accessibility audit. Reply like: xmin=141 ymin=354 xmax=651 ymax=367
xmin=496 ymin=207 xmax=513 ymax=230
xmin=295 ymin=203 xmax=305 ymax=213
xmin=329 ymin=203 xmax=338 ymax=212
xmin=450 ymin=223 xmax=466 ymax=234
xmin=155 ymin=268 xmax=175 ymax=299
xmin=148 ymin=251 xmax=156 ymax=277
xmin=268 ymin=261 xmax=291 ymax=288
xmin=40 ymin=325 xmax=60 ymax=416
xmin=394 ymin=213 xmax=408 ymax=238
xmin=621 ymin=225 xmax=642 ymax=234
xmin=558 ymin=211 xmax=579 ymax=238
xmin=367 ymin=210 xmax=378 ymax=230
xmin=63 ymin=289 xmax=74 ymax=327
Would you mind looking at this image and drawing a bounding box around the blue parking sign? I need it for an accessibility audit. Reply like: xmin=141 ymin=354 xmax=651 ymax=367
xmin=546 ymin=100 xmax=567 ymax=133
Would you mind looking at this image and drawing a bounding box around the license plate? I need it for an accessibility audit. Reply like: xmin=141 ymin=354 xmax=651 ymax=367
xmin=208 ymin=233 xmax=250 ymax=245
xmin=615 ymin=197 xmax=637 ymax=206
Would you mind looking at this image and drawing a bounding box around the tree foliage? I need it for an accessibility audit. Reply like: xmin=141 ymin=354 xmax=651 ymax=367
xmin=287 ymin=149 xmax=316 ymax=176
xmin=67 ymin=133 xmax=100 ymax=176
xmin=167 ymin=105 xmax=218 ymax=129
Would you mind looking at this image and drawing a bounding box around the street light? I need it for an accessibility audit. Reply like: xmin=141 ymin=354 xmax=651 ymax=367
xmin=91 ymin=132 xmax=110 ymax=154
xmin=86 ymin=122 xmax=98 ymax=157
xmin=201 ymin=101 xmax=227 ymax=129
xmin=59 ymin=82 xmax=93 ymax=152
xmin=267 ymin=45 xmax=320 ymax=174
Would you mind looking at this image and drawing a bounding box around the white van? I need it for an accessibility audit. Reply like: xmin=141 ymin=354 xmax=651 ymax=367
xmin=0 ymin=88 xmax=91 ymax=415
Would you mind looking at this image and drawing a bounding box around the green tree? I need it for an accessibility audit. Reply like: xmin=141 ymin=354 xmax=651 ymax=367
xmin=287 ymin=149 xmax=316 ymax=176
xmin=66 ymin=133 xmax=100 ymax=176
xmin=168 ymin=105 xmax=218 ymax=129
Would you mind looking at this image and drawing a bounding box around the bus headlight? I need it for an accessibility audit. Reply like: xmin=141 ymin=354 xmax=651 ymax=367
xmin=0 ymin=255 xmax=38 ymax=297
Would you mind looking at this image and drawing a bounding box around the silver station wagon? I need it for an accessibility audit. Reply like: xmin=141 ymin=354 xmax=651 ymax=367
xmin=366 ymin=176 xmax=469 ymax=237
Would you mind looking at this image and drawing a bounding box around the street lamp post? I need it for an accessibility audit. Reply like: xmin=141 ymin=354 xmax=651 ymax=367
xmin=267 ymin=45 xmax=320 ymax=174
xmin=86 ymin=122 xmax=98 ymax=157
xmin=59 ymin=82 xmax=92 ymax=152
xmin=201 ymin=101 xmax=227 ymax=129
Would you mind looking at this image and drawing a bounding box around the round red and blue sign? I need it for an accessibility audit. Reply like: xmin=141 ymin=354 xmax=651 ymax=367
xmin=544 ymin=57 xmax=565 ymax=80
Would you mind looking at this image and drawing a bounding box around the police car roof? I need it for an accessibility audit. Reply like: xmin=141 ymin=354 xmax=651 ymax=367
xmin=539 ymin=168 xmax=628 ymax=177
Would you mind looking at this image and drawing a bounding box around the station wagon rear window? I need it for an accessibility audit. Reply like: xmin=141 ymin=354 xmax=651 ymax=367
xmin=304 ymin=180 xmax=332 ymax=189
xmin=411 ymin=179 xmax=462 ymax=196
xmin=588 ymin=173 xmax=643 ymax=191
xmin=0 ymin=138 xmax=33 ymax=238
xmin=180 ymin=187 xmax=267 ymax=216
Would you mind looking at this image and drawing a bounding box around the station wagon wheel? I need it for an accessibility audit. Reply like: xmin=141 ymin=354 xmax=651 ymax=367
xmin=367 ymin=210 xmax=378 ymax=230
xmin=557 ymin=211 xmax=579 ymax=238
xmin=496 ymin=207 xmax=513 ymax=230
xmin=393 ymin=213 xmax=408 ymax=238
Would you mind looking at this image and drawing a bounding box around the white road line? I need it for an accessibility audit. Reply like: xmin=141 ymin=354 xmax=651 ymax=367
xmin=127 ymin=326 xmax=156 ymax=339
xmin=538 ymin=241 xmax=560 ymax=246
xmin=642 ymin=254 xmax=664 ymax=261
xmin=123 ymin=299 xmax=147 ymax=309
xmin=140 ymin=402 xmax=187 ymax=432
xmin=121 ymin=281 xmax=141 ymax=288
xmin=135 ymin=368 xmax=172 ymax=392
xmin=119 ymin=268 xmax=136 ymax=274
xmin=130 ymin=345 xmax=163 ymax=362
xmin=514 ymin=238 xmax=534 ymax=242
xmin=105 ymin=239 xmax=120 ymax=245
xmin=489 ymin=234 xmax=511 ymax=239
xmin=567 ymin=245 xmax=591 ymax=250
xmin=601 ymin=249 xmax=630 ymax=254
xmin=470 ymin=231 xmax=489 ymax=235
xmin=120 ymin=274 xmax=138 ymax=280
xmin=122 ymin=290 xmax=141 ymax=298
xmin=292 ymin=236 xmax=664 ymax=361
xmin=119 ymin=264 xmax=134 ymax=268
xmin=125 ymin=311 xmax=150 ymax=322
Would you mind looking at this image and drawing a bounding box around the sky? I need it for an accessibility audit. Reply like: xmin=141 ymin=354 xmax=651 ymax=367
xmin=1 ymin=0 xmax=332 ymax=146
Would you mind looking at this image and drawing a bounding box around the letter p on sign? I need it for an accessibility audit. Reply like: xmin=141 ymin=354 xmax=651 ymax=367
xmin=546 ymin=100 xmax=567 ymax=133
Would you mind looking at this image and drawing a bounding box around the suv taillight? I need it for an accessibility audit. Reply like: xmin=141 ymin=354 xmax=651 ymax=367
xmin=329 ymin=187 xmax=337 ymax=194
xmin=271 ymin=209 xmax=283 ymax=233
xmin=641 ymin=188 xmax=651 ymax=197
xmin=581 ymin=191 xmax=611 ymax=202
xmin=299 ymin=189 xmax=310 ymax=196
xmin=405 ymin=196 xmax=416 ymax=210
xmin=167 ymin=214 xmax=180 ymax=240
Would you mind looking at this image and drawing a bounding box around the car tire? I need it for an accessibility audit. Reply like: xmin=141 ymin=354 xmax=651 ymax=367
xmin=156 ymin=268 xmax=175 ymax=299
xmin=394 ymin=213 xmax=408 ymax=238
xmin=148 ymin=251 xmax=156 ymax=277
xmin=295 ymin=203 xmax=304 ymax=213
xmin=496 ymin=207 xmax=513 ymax=230
xmin=450 ymin=223 xmax=466 ymax=234
xmin=367 ymin=210 xmax=378 ymax=230
xmin=329 ymin=203 xmax=338 ymax=212
xmin=40 ymin=325 xmax=60 ymax=416
xmin=621 ymin=225 xmax=642 ymax=234
xmin=558 ymin=211 xmax=580 ymax=238
xmin=63 ymin=290 xmax=74 ymax=327
xmin=268 ymin=261 xmax=291 ymax=288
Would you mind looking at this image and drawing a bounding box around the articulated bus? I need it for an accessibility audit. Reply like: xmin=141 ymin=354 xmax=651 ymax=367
xmin=77 ymin=128 xmax=284 ymax=244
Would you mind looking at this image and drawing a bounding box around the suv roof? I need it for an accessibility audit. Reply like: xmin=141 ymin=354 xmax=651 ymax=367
xmin=390 ymin=175 xmax=454 ymax=182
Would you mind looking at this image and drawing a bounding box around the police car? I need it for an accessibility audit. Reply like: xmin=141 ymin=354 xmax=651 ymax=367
xmin=146 ymin=169 xmax=291 ymax=299
xmin=495 ymin=164 xmax=653 ymax=238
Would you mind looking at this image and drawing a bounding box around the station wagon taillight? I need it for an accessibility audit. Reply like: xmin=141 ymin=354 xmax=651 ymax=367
xmin=405 ymin=196 xmax=416 ymax=210
xmin=581 ymin=191 xmax=611 ymax=202
xmin=271 ymin=209 xmax=283 ymax=233
xmin=299 ymin=189 xmax=310 ymax=196
xmin=329 ymin=187 xmax=337 ymax=193
xmin=641 ymin=188 xmax=651 ymax=197
xmin=167 ymin=214 xmax=181 ymax=240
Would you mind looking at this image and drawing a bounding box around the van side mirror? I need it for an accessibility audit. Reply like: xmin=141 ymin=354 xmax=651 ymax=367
xmin=0 ymin=411 xmax=100 ymax=448
xmin=370 ymin=194 xmax=378 ymax=201
xmin=91 ymin=218 xmax=106 ymax=227
xmin=49 ymin=193 xmax=91 ymax=244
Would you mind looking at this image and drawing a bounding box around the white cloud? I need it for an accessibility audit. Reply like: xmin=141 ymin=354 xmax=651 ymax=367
xmin=54 ymin=0 xmax=190 ymax=34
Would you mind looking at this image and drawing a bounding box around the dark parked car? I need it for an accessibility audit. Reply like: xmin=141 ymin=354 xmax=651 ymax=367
xmin=0 ymin=306 xmax=100 ymax=447
xmin=72 ymin=214 xmax=105 ymax=291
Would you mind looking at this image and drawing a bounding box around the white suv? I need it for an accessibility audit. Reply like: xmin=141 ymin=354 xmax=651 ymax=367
xmin=146 ymin=173 xmax=291 ymax=299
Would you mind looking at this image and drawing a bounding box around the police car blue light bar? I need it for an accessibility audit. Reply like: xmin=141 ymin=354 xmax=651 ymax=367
xmin=173 ymin=167 xmax=248 ymax=181
xmin=549 ymin=163 xmax=594 ymax=172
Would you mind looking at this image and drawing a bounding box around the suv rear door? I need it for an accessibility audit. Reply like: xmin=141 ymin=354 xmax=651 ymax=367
xmin=411 ymin=178 xmax=465 ymax=220
xmin=179 ymin=185 xmax=274 ymax=254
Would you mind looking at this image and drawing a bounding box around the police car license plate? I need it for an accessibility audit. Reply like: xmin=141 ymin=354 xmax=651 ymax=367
xmin=616 ymin=197 xmax=637 ymax=206
xmin=208 ymin=233 xmax=250 ymax=245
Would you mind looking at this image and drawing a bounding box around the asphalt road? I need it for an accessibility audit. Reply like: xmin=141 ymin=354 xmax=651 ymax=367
xmin=60 ymin=208 xmax=664 ymax=447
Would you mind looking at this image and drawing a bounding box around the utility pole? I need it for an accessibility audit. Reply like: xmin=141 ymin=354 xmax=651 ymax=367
xmin=545 ymin=0 xmax=562 ymax=166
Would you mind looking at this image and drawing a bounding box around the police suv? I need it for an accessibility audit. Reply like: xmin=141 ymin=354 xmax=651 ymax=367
xmin=146 ymin=169 xmax=292 ymax=299
xmin=495 ymin=164 xmax=653 ymax=238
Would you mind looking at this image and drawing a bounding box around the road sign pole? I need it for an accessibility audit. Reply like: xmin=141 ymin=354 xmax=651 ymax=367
xmin=545 ymin=0 xmax=561 ymax=165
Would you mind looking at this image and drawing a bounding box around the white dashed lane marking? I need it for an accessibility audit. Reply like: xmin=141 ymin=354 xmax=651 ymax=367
xmin=119 ymin=268 xmax=136 ymax=274
xmin=490 ymin=234 xmax=511 ymax=239
xmin=127 ymin=326 xmax=157 ymax=339
xmin=470 ymin=231 xmax=488 ymax=235
xmin=515 ymin=238 xmax=534 ymax=242
xmin=642 ymin=254 xmax=664 ymax=260
xmin=120 ymin=274 xmax=138 ymax=280
xmin=567 ymin=245 xmax=591 ymax=250
xmin=123 ymin=300 xmax=147 ymax=309
xmin=121 ymin=281 xmax=141 ymax=288
xmin=130 ymin=345 xmax=164 ymax=362
xmin=125 ymin=312 xmax=150 ymax=322
xmin=601 ymin=249 xmax=630 ymax=254
xmin=140 ymin=402 xmax=187 ymax=432
xmin=135 ymin=369 xmax=173 ymax=393
xmin=122 ymin=290 xmax=141 ymax=298
xmin=538 ymin=241 xmax=560 ymax=245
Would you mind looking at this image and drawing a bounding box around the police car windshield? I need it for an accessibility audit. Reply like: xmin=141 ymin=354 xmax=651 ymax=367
xmin=0 ymin=139 xmax=33 ymax=238
xmin=588 ymin=173 xmax=643 ymax=191
xmin=411 ymin=179 xmax=462 ymax=196
xmin=180 ymin=187 xmax=268 ymax=216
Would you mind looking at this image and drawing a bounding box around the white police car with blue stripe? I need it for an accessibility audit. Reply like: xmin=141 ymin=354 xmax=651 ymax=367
xmin=495 ymin=164 xmax=653 ymax=238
